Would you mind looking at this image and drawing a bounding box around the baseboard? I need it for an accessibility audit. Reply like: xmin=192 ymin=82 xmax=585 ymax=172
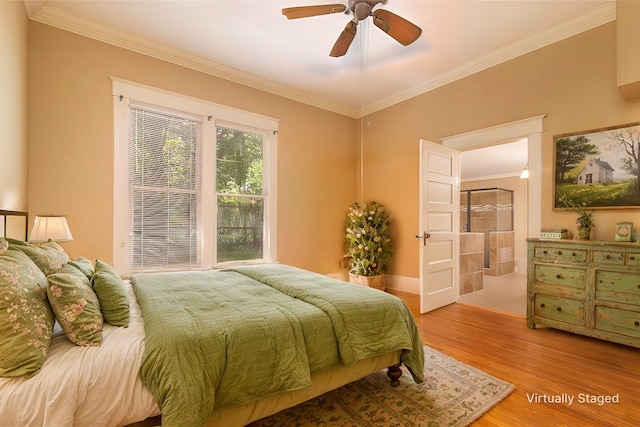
xmin=328 ymin=272 xmax=420 ymax=295
xmin=385 ymin=274 xmax=419 ymax=294
xmin=327 ymin=271 xmax=349 ymax=281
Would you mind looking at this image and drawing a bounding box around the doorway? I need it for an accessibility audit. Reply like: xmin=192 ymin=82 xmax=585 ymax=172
xmin=458 ymin=154 xmax=526 ymax=317
xmin=440 ymin=116 xmax=545 ymax=316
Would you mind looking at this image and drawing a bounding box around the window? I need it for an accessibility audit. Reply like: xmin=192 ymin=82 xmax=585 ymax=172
xmin=113 ymin=79 xmax=278 ymax=274
xmin=216 ymin=127 xmax=265 ymax=262
xmin=128 ymin=107 xmax=201 ymax=269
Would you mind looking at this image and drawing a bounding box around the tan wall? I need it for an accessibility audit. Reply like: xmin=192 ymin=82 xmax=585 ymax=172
xmin=617 ymin=0 xmax=640 ymax=99
xmin=0 ymin=1 xmax=29 ymax=212
xmin=364 ymin=22 xmax=640 ymax=278
xmin=28 ymin=23 xmax=357 ymax=273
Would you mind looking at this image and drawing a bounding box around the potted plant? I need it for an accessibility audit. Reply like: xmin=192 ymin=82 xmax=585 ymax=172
xmin=345 ymin=201 xmax=392 ymax=290
xmin=560 ymin=195 xmax=595 ymax=240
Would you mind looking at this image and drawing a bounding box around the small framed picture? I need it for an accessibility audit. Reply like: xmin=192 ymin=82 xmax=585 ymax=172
xmin=615 ymin=222 xmax=633 ymax=241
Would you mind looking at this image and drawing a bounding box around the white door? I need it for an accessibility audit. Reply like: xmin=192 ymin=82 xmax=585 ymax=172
xmin=419 ymin=140 xmax=460 ymax=313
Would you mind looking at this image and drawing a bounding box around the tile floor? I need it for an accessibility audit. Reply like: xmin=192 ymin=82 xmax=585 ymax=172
xmin=457 ymin=271 xmax=527 ymax=317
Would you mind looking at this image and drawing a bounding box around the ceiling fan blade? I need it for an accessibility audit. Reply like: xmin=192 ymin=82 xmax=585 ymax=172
xmin=330 ymin=20 xmax=357 ymax=57
xmin=282 ymin=4 xmax=347 ymax=19
xmin=372 ymin=9 xmax=422 ymax=46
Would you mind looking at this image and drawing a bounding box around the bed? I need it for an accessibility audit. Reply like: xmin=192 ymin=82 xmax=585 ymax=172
xmin=0 ymin=210 xmax=424 ymax=427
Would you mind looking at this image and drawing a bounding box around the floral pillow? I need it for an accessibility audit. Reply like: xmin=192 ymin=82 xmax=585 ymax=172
xmin=10 ymin=240 xmax=70 ymax=276
xmin=0 ymin=238 xmax=8 ymax=253
xmin=69 ymin=256 xmax=95 ymax=280
xmin=92 ymin=260 xmax=130 ymax=327
xmin=0 ymin=249 xmax=55 ymax=378
xmin=47 ymin=264 xmax=103 ymax=347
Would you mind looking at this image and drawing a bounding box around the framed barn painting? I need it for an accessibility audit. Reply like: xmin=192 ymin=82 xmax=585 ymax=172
xmin=554 ymin=122 xmax=640 ymax=209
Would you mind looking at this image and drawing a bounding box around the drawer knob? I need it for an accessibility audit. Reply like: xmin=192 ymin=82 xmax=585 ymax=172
xmin=540 ymin=303 xmax=546 ymax=308
xmin=606 ymin=255 xmax=611 ymax=260
xmin=557 ymin=306 xmax=562 ymax=312
xmin=543 ymin=250 xmax=548 ymax=255
xmin=635 ymin=321 xmax=640 ymax=327
xmin=556 ymin=274 xmax=562 ymax=279
xmin=572 ymin=252 xmax=577 ymax=256
xmin=558 ymin=251 xmax=563 ymax=255
xmin=632 ymin=256 xmax=636 ymax=261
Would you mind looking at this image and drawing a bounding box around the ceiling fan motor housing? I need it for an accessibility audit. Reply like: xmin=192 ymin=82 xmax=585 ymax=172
xmin=350 ymin=0 xmax=387 ymax=20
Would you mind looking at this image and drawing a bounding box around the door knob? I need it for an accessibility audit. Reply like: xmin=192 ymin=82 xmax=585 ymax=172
xmin=415 ymin=232 xmax=431 ymax=246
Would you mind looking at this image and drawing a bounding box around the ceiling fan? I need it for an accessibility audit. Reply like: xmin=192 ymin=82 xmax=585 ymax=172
xmin=282 ymin=0 xmax=422 ymax=57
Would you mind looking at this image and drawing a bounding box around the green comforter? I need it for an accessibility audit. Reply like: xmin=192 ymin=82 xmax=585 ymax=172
xmin=131 ymin=264 xmax=424 ymax=427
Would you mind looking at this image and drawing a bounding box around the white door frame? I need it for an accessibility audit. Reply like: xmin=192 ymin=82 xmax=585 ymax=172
xmin=440 ymin=115 xmax=545 ymax=240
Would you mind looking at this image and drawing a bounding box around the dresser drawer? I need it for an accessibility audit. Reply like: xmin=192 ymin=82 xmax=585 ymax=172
xmin=595 ymin=306 xmax=640 ymax=339
xmin=534 ymin=246 xmax=587 ymax=263
xmin=593 ymin=250 xmax=624 ymax=265
xmin=533 ymin=264 xmax=586 ymax=289
xmin=595 ymin=270 xmax=640 ymax=295
xmin=534 ymin=294 xmax=585 ymax=325
xmin=626 ymin=252 xmax=640 ymax=266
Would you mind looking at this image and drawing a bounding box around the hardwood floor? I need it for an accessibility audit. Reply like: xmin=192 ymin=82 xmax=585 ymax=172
xmin=391 ymin=291 xmax=640 ymax=427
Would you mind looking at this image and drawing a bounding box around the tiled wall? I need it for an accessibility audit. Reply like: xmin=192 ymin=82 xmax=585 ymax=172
xmin=486 ymin=231 xmax=515 ymax=276
xmin=460 ymin=233 xmax=484 ymax=294
xmin=460 ymin=189 xmax=514 ymax=276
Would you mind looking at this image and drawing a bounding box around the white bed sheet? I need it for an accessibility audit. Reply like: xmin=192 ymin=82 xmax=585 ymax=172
xmin=0 ymin=281 xmax=160 ymax=427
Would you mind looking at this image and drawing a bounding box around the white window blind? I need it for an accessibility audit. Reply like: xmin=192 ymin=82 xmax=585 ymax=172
xmin=128 ymin=106 xmax=201 ymax=269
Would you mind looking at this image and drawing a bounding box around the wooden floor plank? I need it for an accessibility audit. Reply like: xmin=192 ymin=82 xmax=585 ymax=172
xmin=396 ymin=297 xmax=640 ymax=427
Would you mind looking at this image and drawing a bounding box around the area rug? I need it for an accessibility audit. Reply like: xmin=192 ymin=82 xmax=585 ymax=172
xmin=249 ymin=346 xmax=514 ymax=427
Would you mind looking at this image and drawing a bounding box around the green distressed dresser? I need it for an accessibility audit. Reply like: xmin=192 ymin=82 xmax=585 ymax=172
xmin=527 ymin=238 xmax=640 ymax=348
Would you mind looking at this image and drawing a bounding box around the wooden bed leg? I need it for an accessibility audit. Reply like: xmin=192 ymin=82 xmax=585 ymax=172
xmin=386 ymin=363 xmax=402 ymax=387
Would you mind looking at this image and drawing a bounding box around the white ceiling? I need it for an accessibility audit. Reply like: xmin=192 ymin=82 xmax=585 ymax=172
xmin=22 ymin=0 xmax=614 ymax=180
xmin=460 ymin=138 xmax=528 ymax=181
xmin=24 ymin=0 xmax=614 ymax=119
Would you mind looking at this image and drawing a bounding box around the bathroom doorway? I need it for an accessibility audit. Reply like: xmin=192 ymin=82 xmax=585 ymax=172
xmin=458 ymin=184 xmax=526 ymax=317
xmin=440 ymin=115 xmax=544 ymax=316
xmin=456 ymin=145 xmax=528 ymax=316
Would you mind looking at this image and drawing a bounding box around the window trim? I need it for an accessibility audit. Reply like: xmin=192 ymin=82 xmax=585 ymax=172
xmin=112 ymin=77 xmax=278 ymax=275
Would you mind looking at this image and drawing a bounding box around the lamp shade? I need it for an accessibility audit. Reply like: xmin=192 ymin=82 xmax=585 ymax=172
xmin=30 ymin=215 xmax=74 ymax=242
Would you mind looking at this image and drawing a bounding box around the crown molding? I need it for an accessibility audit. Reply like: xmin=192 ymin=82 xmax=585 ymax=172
xmin=461 ymin=172 xmax=522 ymax=183
xmin=28 ymin=4 xmax=360 ymax=118
xmin=28 ymin=1 xmax=615 ymax=119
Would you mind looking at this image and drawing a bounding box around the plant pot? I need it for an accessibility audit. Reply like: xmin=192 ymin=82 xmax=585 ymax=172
xmin=577 ymin=227 xmax=591 ymax=240
xmin=348 ymin=273 xmax=385 ymax=291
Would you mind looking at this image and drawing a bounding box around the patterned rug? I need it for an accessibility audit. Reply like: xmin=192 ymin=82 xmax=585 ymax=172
xmin=250 ymin=346 xmax=514 ymax=427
